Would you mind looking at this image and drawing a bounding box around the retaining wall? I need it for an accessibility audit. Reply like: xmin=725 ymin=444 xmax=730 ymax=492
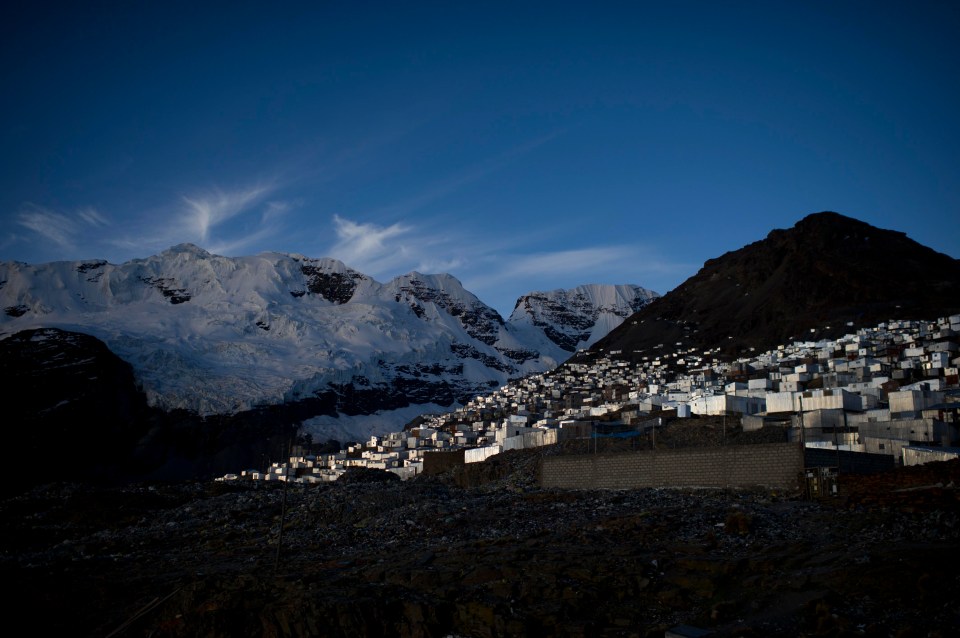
xmin=422 ymin=449 xmax=465 ymax=475
xmin=540 ymin=442 xmax=803 ymax=490
xmin=464 ymin=445 xmax=502 ymax=464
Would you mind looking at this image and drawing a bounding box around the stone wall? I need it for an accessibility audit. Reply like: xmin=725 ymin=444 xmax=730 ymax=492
xmin=540 ymin=442 xmax=803 ymax=490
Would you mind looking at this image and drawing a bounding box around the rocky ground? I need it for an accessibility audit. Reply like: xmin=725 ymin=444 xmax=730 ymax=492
xmin=2 ymin=449 xmax=959 ymax=638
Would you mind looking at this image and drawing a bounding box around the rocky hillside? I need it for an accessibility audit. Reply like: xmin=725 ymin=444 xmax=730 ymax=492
xmin=0 ymin=327 xmax=314 ymax=492
xmin=4 ymin=452 xmax=958 ymax=637
xmin=0 ymin=328 xmax=151 ymax=493
xmin=594 ymin=211 xmax=960 ymax=360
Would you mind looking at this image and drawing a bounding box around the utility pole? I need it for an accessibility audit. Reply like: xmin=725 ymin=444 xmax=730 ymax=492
xmin=836 ymin=409 xmax=846 ymax=493
xmin=797 ymin=393 xmax=804 ymax=446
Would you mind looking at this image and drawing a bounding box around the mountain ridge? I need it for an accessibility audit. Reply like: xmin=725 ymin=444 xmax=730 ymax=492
xmin=0 ymin=247 xmax=658 ymax=440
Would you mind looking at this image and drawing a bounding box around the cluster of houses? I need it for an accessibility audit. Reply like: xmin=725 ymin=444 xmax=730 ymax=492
xmin=220 ymin=315 xmax=960 ymax=484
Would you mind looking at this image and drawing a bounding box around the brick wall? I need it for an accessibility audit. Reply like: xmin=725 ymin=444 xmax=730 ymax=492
xmin=540 ymin=442 xmax=803 ymax=490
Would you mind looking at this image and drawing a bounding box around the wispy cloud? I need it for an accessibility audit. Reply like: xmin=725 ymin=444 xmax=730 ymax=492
xmin=205 ymin=226 xmax=280 ymax=256
xmin=111 ymin=182 xmax=295 ymax=257
xmin=508 ymin=246 xmax=637 ymax=278
xmin=493 ymin=245 xmax=695 ymax=290
xmin=318 ymin=135 xmax=562 ymax=281
xmin=457 ymin=243 xmax=696 ymax=316
xmin=416 ymin=255 xmax=465 ymax=273
xmin=16 ymin=203 xmax=110 ymax=251
xmin=328 ymin=215 xmax=415 ymax=274
xmin=321 ymin=213 xmax=690 ymax=317
xmin=17 ymin=207 xmax=76 ymax=248
xmin=92 ymin=182 xmax=295 ymax=259
xmin=324 ymin=213 xmax=478 ymax=279
xmin=262 ymin=199 xmax=296 ymax=223
xmin=77 ymin=206 xmax=109 ymax=227
xmin=180 ymin=186 xmax=271 ymax=243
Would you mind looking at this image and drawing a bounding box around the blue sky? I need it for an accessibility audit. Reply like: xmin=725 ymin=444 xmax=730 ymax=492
xmin=2 ymin=1 xmax=958 ymax=317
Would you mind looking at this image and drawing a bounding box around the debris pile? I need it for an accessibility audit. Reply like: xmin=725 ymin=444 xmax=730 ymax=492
xmin=2 ymin=458 xmax=959 ymax=637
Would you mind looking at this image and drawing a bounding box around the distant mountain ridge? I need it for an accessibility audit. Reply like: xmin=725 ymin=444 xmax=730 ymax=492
xmin=594 ymin=211 xmax=960 ymax=360
xmin=510 ymin=284 xmax=658 ymax=351
xmin=0 ymin=245 xmax=657 ymax=440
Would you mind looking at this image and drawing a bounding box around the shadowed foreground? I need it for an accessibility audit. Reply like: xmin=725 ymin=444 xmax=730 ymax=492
xmin=3 ymin=450 xmax=959 ymax=637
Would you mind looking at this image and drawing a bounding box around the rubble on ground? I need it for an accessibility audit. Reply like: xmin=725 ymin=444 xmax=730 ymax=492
xmin=2 ymin=453 xmax=959 ymax=637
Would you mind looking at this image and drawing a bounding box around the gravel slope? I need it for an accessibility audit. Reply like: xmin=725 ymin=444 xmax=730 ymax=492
xmin=3 ymin=452 xmax=958 ymax=637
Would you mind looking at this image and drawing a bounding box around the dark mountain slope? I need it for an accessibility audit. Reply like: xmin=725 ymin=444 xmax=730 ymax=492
xmin=0 ymin=328 xmax=302 ymax=495
xmin=0 ymin=328 xmax=153 ymax=493
xmin=594 ymin=212 xmax=960 ymax=359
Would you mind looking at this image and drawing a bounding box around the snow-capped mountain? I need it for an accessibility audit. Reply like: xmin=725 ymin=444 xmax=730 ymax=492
xmin=0 ymin=245 xmax=658 ymax=440
xmin=509 ymin=284 xmax=659 ymax=351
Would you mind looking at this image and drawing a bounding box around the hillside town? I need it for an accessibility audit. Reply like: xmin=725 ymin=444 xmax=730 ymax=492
xmin=222 ymin=315 xmax=960 ymax=485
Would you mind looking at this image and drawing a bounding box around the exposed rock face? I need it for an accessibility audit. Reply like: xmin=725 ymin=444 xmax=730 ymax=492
xmin=392 ymin=273 xmax=506 ymax=345
xmin=595 ymin=212 xmax=960 ymax=359
xmin=137 ymin=276 xmax=192 ymax=304
xmin=449 ymin=342 xmax=516 ymax=372
xmin=297 ymin=257 xmax=368 ymax=303
xmin=510 ymin=283 xmax=659 ymax=351
xmin=4 ymin=304 xmax=27 ymax=317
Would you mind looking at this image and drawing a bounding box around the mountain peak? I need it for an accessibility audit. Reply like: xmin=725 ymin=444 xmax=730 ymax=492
xmin=595 ymin=211 xmax=960 ymax=358
xmin=796 ymin=210 xmax=854 ymax=225
xmin=777 ymin=211 xmax=906 ymax=243
xmin=509 ymin=284 xmax=659 ymax=351
xmin=162 ymin=243 xmax=212 ymax=258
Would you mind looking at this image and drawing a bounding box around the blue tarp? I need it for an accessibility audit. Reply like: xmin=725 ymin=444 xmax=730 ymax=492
xmin=591 ymin=430 xmax=642 ymax=439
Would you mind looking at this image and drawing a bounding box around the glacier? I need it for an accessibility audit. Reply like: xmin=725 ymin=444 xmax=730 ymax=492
xmin=0 ymin=244 xmax=658 ymax=439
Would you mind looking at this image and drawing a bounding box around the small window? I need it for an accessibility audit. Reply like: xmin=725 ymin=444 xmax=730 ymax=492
xmin=879 ymin=444 xmax=885 ymax=450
